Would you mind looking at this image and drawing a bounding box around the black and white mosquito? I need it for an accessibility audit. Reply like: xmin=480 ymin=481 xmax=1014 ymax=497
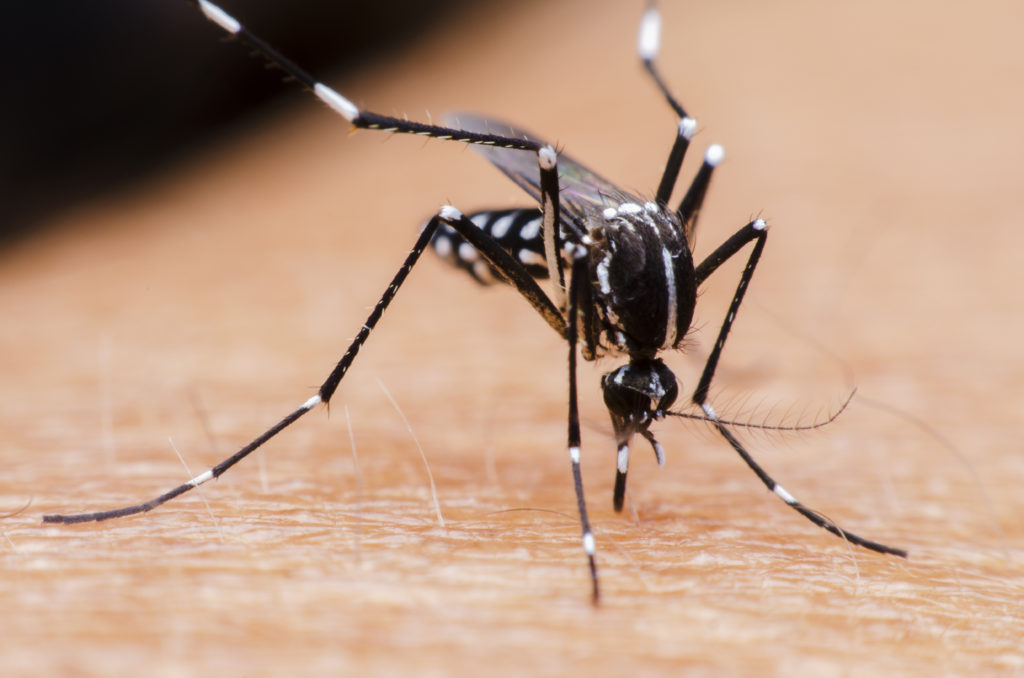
xmin=45 ymin=1 xmax=907 ymax=601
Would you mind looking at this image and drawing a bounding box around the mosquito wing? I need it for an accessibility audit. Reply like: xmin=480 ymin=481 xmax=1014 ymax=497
xmin=444 ymin=113 xmax=642 ymax=224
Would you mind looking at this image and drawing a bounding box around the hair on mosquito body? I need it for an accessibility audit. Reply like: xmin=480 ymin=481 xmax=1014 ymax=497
xmin=44 ymin=1 xmax=907 ymax=603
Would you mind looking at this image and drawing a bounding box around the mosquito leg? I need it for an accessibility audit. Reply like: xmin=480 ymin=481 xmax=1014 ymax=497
xmin=639 ymin=6 xmax=697 ymax=213
xmin=431 ymin=198 xmax=597 ymax=598
xmin=654 ymin=118 xmax=696 ymax=207
xmin=691 ymin=219 xmax=768 ymax=406
xmin=676 ymin=144 xmax=723 ymax=245
xmin=637 ymin=6 xmax=687 ymax=119
xmin=692 ymin=219 xmax=907 ymax=557
xmin=636 ymin=6 xmax=724 ymax=244
xmin=44 ymin=201 xmax=568 ymax=525
xmin=190 ymin=1 xmax=573 ymax=317
xmin=323 ymin=199 xmax=572 ymax=406
xmin=198 ymin=0 xmax=573 ymax=316
xmin=692 ymin=219 xmax=767 ymax=307
xmin=191 ymin=0 xmax=543 ymax=154
xmin=537 ymin=147 xmax=567 ymax=312
xmin=43 ymin=214 xmax=442 ymax=524
xmin=42 ymin=395 xmax=321 ymax=524
xmin=567 ymin=254 xmax=600 ymax=603
xmin=699 ymin=409 xmax=908 ymax=557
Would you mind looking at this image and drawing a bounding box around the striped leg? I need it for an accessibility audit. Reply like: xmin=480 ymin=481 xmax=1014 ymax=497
xmin=566 ymin=254 xmax=599 ymax=603
xmin=638 ymin=6 xmax=693 ymax=208
xmin=637 ymin=6 xmax=722 ymax=245
xmin=44 ymin=206 xmax=565 ymax=524
xmin=638 ymin=7 xmax=686 ymax=121
xmin=676 ymin=144 xmax=723 ymax=246
xmin=191 ymin=1 xmax=573 ymax=303
xmin=691 ymin=219 xmax=907 ymax=558
xmin=192 ymin=0 xmax=539 ymax=153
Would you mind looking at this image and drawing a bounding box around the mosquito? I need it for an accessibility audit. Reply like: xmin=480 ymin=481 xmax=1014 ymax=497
xmin=45 ymin=1 xmax=907 ymax=601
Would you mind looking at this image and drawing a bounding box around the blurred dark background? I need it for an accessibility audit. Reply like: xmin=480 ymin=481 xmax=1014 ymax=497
xmin=1 ymin=0 xmax=474 ymax=245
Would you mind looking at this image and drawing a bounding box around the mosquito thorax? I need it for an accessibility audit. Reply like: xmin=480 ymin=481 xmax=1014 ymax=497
xmin=601 ymin=358 xmax=679 ymax=440
xmin=587 ymin=201 xmax=697 ymax=357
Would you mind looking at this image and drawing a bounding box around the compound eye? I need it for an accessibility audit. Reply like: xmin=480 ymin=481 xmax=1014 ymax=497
xmin=655 ymin=372 xmax=679 ymax=414
xmin=602 ymin=373 xmax=653 ymax=423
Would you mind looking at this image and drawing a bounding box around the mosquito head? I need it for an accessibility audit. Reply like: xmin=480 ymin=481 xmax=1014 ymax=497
xmin=601 ymin=358 xmax=678 ymax=445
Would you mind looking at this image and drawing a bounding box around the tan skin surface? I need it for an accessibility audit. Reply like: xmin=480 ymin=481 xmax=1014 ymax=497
xmin=3 ymin=1 xmax=1023 ymax=675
